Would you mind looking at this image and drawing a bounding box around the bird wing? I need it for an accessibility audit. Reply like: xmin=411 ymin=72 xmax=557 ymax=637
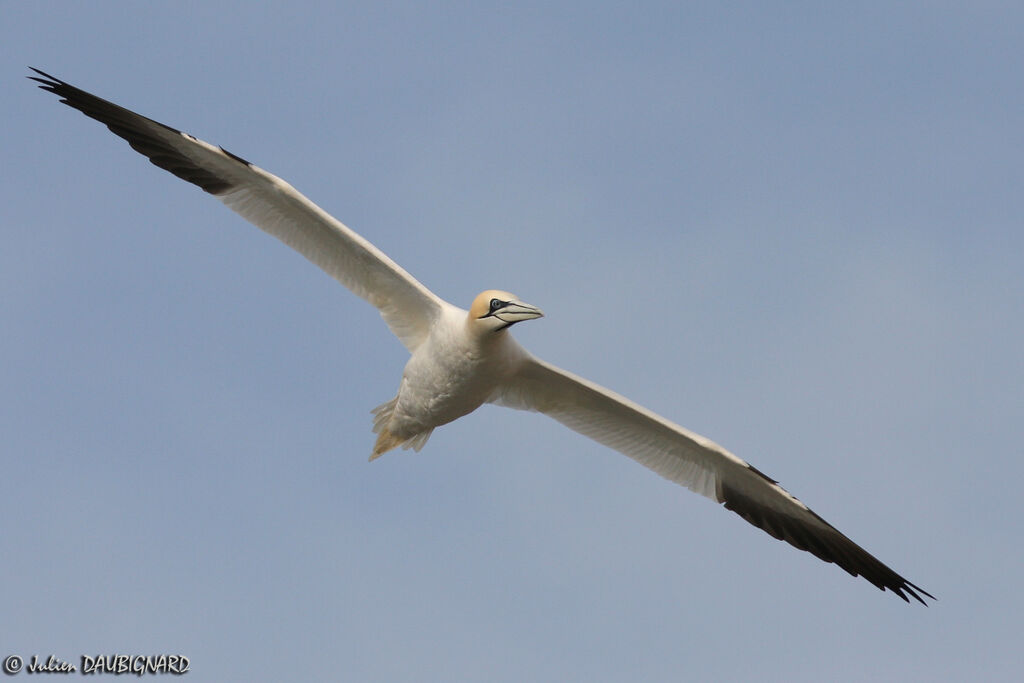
xmin=492 ymin=355 xmax=933 ymax=604
xmin=30 ymin=68 xmax=442 ymax=351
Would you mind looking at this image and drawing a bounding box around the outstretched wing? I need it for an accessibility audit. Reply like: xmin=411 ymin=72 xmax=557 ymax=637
xmin=492 ymin=355 xmax=933 ymax=604
xmin=30 ymin=68 xmax=443 ymax=351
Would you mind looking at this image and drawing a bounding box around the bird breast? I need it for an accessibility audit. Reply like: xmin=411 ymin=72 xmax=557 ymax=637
xmin=388 ymin=308 xmax=527 ymax=437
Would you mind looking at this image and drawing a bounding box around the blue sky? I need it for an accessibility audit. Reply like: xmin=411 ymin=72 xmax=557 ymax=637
xmin=3 ymin=2 xmax=1022 ymax=681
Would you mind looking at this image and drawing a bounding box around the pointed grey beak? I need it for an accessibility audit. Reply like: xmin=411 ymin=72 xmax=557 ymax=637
xmin=496 ymin=301 xmax=544 ymax=323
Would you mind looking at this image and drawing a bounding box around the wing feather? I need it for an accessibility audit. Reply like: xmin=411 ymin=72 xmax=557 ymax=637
xmin=493 ymin=356 xmax=933 ymax=604
xmin=33 ymin=68 xmax=932 ymax=604
xmin=30 ymin=68 xmax=441 ymax=351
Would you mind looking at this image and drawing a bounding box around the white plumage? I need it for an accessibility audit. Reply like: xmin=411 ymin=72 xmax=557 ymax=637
xmin=30 ymin=68 xmax=932 ymax=604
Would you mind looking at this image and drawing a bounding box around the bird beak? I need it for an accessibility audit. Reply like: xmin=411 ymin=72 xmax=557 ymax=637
xmin=497 ymin=301 xmax=544 ymax=323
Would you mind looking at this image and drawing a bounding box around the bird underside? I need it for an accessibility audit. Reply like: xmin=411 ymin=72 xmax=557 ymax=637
xmin=28 ymin=68 xmax=933 ymax=605
xmin=369 ymin=397 xmax=434 ymax=460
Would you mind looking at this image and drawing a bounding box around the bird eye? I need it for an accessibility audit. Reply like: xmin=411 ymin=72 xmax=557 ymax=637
xmin=489 ymin=298 xmax=503 ymax=311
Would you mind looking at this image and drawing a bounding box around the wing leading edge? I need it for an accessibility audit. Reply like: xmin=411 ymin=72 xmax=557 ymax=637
xmin=29 ymin=68 xmax=443 ymax=351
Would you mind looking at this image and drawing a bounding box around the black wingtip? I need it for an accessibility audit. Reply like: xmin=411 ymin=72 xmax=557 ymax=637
xmin=28 ymin=67 xmax=63 ymax=93
xmin=28 ymin=66 xmax=63 ymax=86
xmin=902 ymin=581 xmax=936 ymax=607
xmin=876 ymin=573 xmax=934 ymax=606
xmin=719 ymin=471 xmax=935 ymax=606
xmin=29 ymin=67 xmax=246 ymax=196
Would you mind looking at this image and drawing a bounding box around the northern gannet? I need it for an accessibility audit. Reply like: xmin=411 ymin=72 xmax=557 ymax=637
xmin=30 ymin=68 xmax=933 ymax=605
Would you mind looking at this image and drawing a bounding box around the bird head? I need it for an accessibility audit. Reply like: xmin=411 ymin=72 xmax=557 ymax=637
xmin=469 ymin=290 xmax=544 ymax=333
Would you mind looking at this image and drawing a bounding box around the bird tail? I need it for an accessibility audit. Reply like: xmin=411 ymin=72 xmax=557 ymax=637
xmin=369 ymin=397 xmax=433 ymax=460
xmin=370 ymin=428 xmax=406 ymax=460
xmin=371 ymin=397 xmax=398 ymax=434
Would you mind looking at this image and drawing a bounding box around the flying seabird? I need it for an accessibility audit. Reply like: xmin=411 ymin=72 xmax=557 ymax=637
xmin=29 ymin=68 xmax=933 ymax=605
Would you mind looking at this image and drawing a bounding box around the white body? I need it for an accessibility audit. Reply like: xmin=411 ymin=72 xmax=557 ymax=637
xmin=377 ymin=303 xmax=530 ymax=453
xmin=31 ymin=68 xmax=932 ymax=604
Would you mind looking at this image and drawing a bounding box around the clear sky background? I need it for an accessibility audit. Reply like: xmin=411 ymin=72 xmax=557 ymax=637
xmin=3 ymin=2 xmax=1022 ymax=681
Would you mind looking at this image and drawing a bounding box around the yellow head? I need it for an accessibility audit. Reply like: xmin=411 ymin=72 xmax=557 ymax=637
xmin=468 ymin=289 xmax=544 ymax=332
